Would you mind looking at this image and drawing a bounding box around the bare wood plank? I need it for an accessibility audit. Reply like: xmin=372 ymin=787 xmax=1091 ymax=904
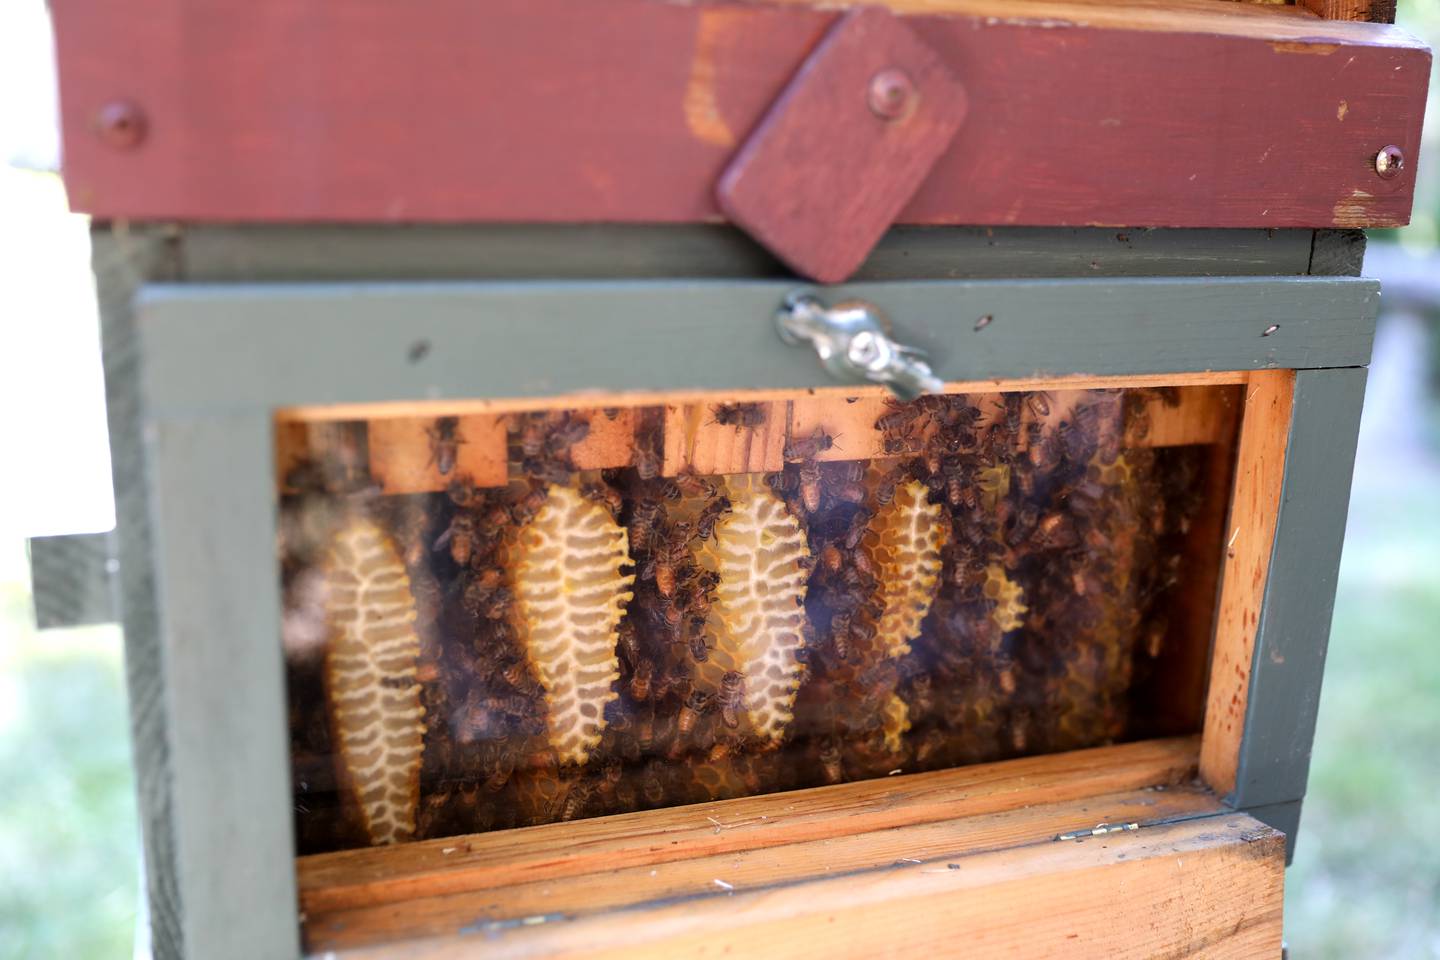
xmin=1125 ymin=383 xmax=1244 ymax=447
xmin=568 ymin=407 xmax=636 ymax=470
xmin=333 ymin=814 xmax=1284 ymax=960
xmin=366 ymin=416 xmax=507 ymax=492
xmin=1299 ymin=0 xmax=1395 ymax=22
xmin=661 ymin=401 xmax=787 ymax=475
xmin=298 ymin=736 xmax=1198 ymax=915
xmin=275 ymin=372 xmax=1250 ymax=426
xmin=788 ymin=395 xmax=892 ymax=462
xmin=305 ymin=784 xmax=1221 ymax=951
xmin=1199 ymin=370 xmax=1295 ymax=797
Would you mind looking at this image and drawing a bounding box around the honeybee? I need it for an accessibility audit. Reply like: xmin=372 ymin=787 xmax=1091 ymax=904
xmin=832 ymin=465 xmax=867 ymax=505
xmin=483 ymin=746 xmax=516 ymax=793
xmin=581 ymin=481 xmax=623 ymax=519
xmin=559 ymin=782 xmax=592 ymax=822
xmin=546 ymin=415 xmax=590 ymax=455
xmin=1025 ymin=391 xmax=1053 ymax=419
xmin=819 ymin=543 xmax=844 ymax=573
xmin=516 ymin=413 xmax=548 ymax=458
xmin=830 ymin=613 xmax=852 ymax=663
xmin=711 ymin=402 xmax=767 ymax=428
xmin=630 ymin=659 xmax=654 ymax=701
xmin=522 ymin=456 xmax=571 ymax=486
xmin=875 ymin=405 xmax=925 ymax=435
xmin=425 ymin=417 xmax=464 ymax=475
xmin=510 ymin=484 xmax=549 ymax=525
xmin=634 ymin=445 xmax=662 ymax=482
xmin=799 ymin=460 xmax=823 ymax=514
xmin=843 ymin=509 xmax=873 ymax=551
xmin=434 ymin=513 xmax=477 ymax=566
xmin=630 ymin=498 xmax=662 ymax=553
xmin=785 ymin=427 xmax=838 ymax=461
xmin=875 ymin=469 xmax=901 ymax=506
xmin=687 ymin=631 xmax=710 ymax=663
xmin=501 ymin=658 xmax=540 ymax=696
xmin=617 ymin=621 xmax=642 ymax=668
xmin=598 ymin=758 xmax=623 ymax=804
xmin=719 ymin=671 xmax=745 ymax=729
xmin=695 ymin=497 xmax=731 ymax=540
xmin=640 ymin=761 xmax=666 ymax=806
xmin=1031 ymin=512 xmax=1077 ymax=550
xmin=634 ymin=411 xmax=664 ymax=481
xmin=677 ymin=689 xmax=710 ymax=736
xmin=818 ymin=739 xmax=844 ymax=785
xmin=674 ymin=469 xmax=719 ymax=500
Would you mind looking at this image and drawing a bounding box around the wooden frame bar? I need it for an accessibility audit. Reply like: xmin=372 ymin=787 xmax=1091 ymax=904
xmin=120 ymin=229 xmax=1375 ymax=957
xmin=291 ymin=738 xmax=1284 ymax=956
xmin=54 ymin=0 xmax=1428 ymax=227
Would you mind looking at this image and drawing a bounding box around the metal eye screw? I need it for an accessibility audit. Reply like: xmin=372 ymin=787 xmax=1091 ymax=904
xmin=775 ymin=292 xmax=943 ymax=402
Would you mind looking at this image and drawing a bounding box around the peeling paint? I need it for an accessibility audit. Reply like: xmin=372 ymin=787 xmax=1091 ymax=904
xmin=1332 ymin=188 xmax=1405 ymax=228
xmin=683 ymin=9 xmax=741 ymax=149
xmin=1270 ymin=41 xmax=1340 ymax=55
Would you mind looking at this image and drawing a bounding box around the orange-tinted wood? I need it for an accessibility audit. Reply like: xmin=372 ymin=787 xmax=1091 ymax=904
xmin=661 ymin=401 xmax=789 ymax=476
xmin=366 ymin=416 xmax=507 ymax=493
xmin=327 ymin=813 xmax=1284 ymax=960
xmin=297 ymin=736 xmax=1198 ymax=916
xmin=305 ymin=784 xmax=1221 ymax=951
xmin=1199 ymin=369 xmax=1295 ymax=797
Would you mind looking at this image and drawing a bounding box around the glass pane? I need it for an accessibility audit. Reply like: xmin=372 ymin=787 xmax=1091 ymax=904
xmin=277 ymin=384 xmax=1239 ymax=853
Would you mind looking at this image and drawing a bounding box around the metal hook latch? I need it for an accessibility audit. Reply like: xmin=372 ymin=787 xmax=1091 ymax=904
xmin=775 ymin=292 xmax=943 ymax=402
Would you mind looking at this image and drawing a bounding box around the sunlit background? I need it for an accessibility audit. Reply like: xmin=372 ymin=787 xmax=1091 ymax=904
xmin=1 ymin=0 xmax=1436 ymax=956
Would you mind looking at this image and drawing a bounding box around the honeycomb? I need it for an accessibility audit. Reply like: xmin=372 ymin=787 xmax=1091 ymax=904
xmin=508 ymin=485 xmax=634 ymax=765
xmin=697 ymin=476 xmax=812 ymax=743
xmin=867 ymin=479 xmax=948 ymax=659
xmin=322 ymin=516 xmax=426 ymax=845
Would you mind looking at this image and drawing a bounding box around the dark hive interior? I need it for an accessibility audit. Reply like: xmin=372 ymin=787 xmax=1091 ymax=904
xmin=277 ymin=386 xmax=1239 ymax=854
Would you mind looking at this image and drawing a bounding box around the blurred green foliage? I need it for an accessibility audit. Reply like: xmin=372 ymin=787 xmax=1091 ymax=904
xmin=0 ymin=576 xmax=137 ymax=960
xmin=1285 ymin=481 xmax=1440 ymax=956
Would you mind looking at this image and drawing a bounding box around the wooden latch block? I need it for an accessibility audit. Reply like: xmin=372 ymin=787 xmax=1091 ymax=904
xmin=716 ymin=7 xmax=968 ymax=283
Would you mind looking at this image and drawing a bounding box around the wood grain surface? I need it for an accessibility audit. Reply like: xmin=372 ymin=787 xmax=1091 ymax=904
xmin=297 ymin=736 xmax=1198 ymax=916
xmin=1200 ymin=370 xmax=1295 ymax=797
xmin=54 ymin=0 xmax=1428 ymax=227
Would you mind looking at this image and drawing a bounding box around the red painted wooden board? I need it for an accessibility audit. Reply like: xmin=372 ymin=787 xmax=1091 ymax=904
xmin=718 ymin=8 xmax=969 ymax=282
xmin=53 ymin=0 xmax=1429 ymax=229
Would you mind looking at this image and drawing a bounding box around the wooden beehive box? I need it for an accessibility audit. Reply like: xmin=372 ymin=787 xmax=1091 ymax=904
xmin=43 ymin=0 xmax=1428 ymax=956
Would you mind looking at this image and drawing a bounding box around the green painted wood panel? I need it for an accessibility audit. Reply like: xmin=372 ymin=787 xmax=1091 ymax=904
xmin=138 ymin=276 xmax=1377 ymax=416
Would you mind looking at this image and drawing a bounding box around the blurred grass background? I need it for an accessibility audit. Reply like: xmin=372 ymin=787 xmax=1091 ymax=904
xmin=1 ymin=0 xmax=1438 ymax=956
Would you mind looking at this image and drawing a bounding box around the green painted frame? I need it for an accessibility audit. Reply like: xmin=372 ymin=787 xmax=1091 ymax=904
xmin=133 ymin=270 xmax=1376 ymax=957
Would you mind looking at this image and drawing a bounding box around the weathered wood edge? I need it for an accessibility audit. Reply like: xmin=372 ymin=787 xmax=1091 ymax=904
xmin=91 ymin=228 xmax=187 ymax=960
xmin=1308 ymin=229 xmax=1368 ymax=277
xmin=1242 ymin=798 xmax=1303 ymax=864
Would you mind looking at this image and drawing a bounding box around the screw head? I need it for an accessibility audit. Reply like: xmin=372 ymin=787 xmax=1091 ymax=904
xmin=868 ymin=68 xmax=917 ymax=121
xmin=1375 ymin=145 xmax=1404 ymax=180
xmin=96 ymin=101 xmax=147 ymax=150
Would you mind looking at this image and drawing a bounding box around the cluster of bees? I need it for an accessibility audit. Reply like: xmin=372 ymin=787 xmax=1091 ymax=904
xmin=283 ymin=388 xmax=1205 ymax=854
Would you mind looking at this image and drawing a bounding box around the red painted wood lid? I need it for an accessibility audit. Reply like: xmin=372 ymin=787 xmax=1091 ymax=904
xmin=54 ymin=0 xmax=1430 ymax=233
